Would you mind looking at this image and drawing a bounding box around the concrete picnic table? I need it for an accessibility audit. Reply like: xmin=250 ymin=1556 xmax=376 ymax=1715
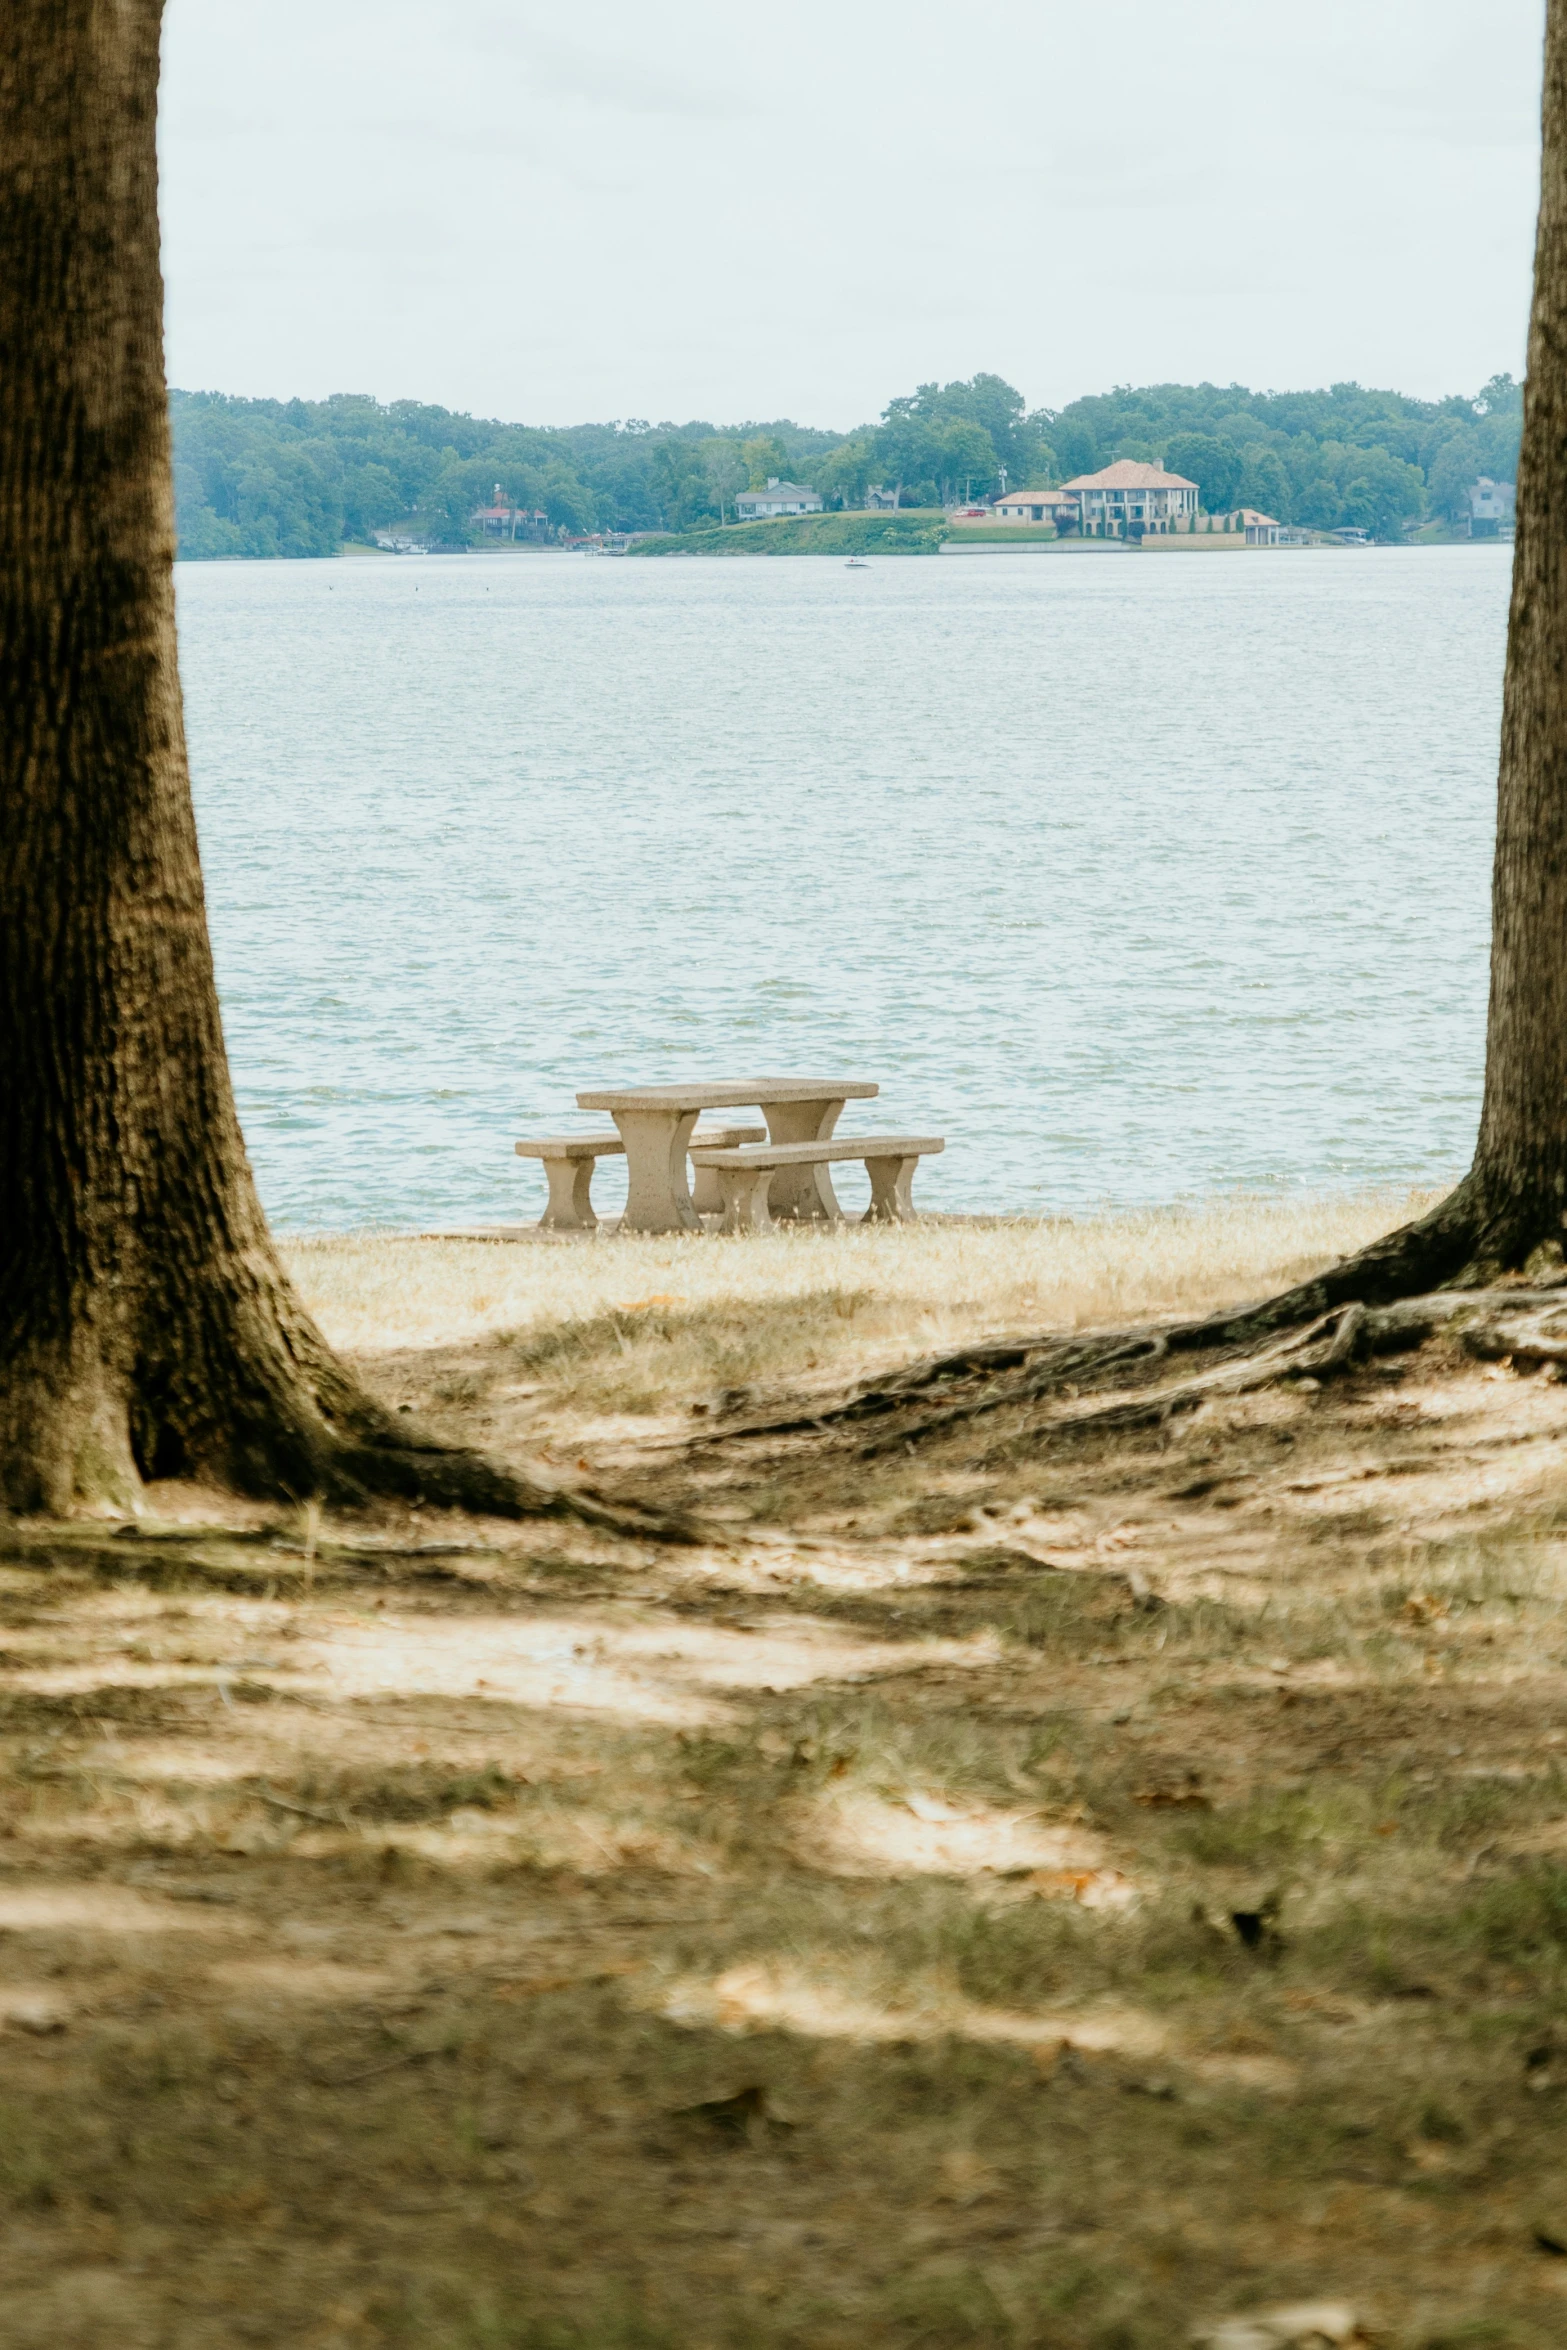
xmin=575 ymin=1078 xmax=879 ymax=1233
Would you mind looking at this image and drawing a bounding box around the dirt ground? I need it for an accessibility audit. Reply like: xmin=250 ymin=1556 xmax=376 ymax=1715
xmin=6 ymin=1204 xmax=1567 ymax=2348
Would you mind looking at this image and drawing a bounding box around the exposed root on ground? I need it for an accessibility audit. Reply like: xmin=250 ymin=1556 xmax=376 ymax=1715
xmin=685 ymin=1183 xmax=1567 ymax=1460
xmin=221 ymin=1321 xmax=705 ymax=1539
xmin=306 ymin=1423 xmax=699 ymax=1543
xmin=705 ymin=1284 xmax=1567 ymax=1460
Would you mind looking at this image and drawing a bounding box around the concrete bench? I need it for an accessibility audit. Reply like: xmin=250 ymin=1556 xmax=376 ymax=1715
xmin=515 ymin=1124 xmax=767 ymax=1231
xmin=513 ymin=1133 xmax=624 ymax=1231
xmin=689 ymin=1136 xmax=944 ymax=1234
xmin=689 ymin=1125 xmax=765 ymax=1214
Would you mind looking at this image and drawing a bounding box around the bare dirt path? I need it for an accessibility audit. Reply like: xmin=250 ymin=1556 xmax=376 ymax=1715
xmin=4 ymin=1211 xmax=1567 ymax=2348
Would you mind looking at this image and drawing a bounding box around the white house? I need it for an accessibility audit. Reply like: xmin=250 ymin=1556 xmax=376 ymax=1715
xmin=1467 ymin=478 xmax=1516 ymax=537
xmin=993 ymin=489 xmax=1076 ymax=526
xmin=735 ymin=477 xmax=823 ymax=519
xmin=1059 ymin=459 xmax=1199 ymax=537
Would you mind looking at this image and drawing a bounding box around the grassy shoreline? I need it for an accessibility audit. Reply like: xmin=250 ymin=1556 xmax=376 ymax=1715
xmin=628 ymin=511 xmax=950 ymax=557
xmin=282 ymin=1190 xmax=1437 ymax=1420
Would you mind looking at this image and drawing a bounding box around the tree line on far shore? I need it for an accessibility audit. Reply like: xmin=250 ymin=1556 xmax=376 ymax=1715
xmin=170 ymin=368 xmax=1523 ymax=559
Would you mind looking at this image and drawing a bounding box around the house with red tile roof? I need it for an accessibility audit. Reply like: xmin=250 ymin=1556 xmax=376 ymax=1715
xmin=1059 ymin=459 xmax=1198 ymax=539
xmin=472 ymin=494 xmax=549 ymax=541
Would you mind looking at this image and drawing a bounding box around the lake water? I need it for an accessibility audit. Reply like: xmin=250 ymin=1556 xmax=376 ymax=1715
xmin=175 ymin=544 xmax=1512 ymax=1231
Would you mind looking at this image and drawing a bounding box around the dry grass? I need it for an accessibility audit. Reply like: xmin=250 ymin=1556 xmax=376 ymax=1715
xmin=284 ymin=1190 xmax=1439 ymax=1427
xmin=12 ymin=1186 xmax=1567 ymax=2348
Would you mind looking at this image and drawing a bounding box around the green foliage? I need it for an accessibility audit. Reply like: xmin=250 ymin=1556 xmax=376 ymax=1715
xmin=170 ymin=371 xmax=1521 ymax=557
xmin=1051 ymin=374 xmax=1520 ymax=536
xmin=813 ymin=430 xmax=879 ymax=508
xmin=1163 ymin=432 xmax=1244 ymax=512
xmin=698 ymin=435 xmax=748 ymax=522
xmin=864 ymin=374 xmax=1053 ymax=507
xmin=1052 ymin=417 xmax=1100 ymax=480
xmin=168 ymin=391 xmax=841 ymax=556
xmin=740 ymin=432 xmax=790 ymax=488
xmin=1239 ymin=444 xmax=1292 ymax=518
xmin=1428 ymin=430 xmax=1483 ymax=523
xmin=651 ymin=438 xmax=721 ymax=531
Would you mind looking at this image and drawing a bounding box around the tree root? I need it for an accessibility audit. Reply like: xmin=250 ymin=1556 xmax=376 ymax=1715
xmin=1456 ymin=1299 xmax=1567 ymax=1370
xmin=860 ymin=1306 xmax=1352 ymax=1452
xmin=126 ymin=1360 xmax=704 ymax=1546
xmin=103 ymin=1307 xmax=710 ymax=1545
xmin=309 ymin=1430 xmax=701 ymax=1544
xmin=694 ymin=1277 xmax=1567 ymax=1466
xmin=694 ymin=1176 xmax=1567 ymax=1461
xmin=694 ymin=1330 xmax=1179 ymax=1448
xmin=856 ymin=1287 xmax=1567 ymax=1456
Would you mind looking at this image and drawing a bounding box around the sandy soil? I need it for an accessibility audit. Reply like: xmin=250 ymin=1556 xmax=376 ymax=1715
xmin=4 ymin=1201 xmax=1567 ymax=2348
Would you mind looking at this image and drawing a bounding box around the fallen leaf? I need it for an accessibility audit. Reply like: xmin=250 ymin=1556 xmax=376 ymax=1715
xmin=1400 ymin=1593 xmax=1448 ymax=1628
xmin=1027 ymin=1867 xmax=1139 ymax=1911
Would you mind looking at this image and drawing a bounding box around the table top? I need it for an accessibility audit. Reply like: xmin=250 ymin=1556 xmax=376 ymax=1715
xmin=577 ymin=1078 xmax=879 ymax=1112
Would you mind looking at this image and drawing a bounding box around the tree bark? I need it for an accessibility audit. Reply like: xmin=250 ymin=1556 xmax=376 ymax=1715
xmin=1453 ymin=0 xmax=1567 ymax=1275
xmin=0 ymin=3 xmax=587 ymax=1525
xmin=1240 ymin=0 xmax=1567 ymax=1305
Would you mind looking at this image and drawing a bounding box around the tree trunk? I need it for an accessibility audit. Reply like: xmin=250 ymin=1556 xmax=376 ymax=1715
xmin=0 ymin=3 xmax=576 ymax=1524
xmin=1249 ymin=0 xmax=1567 ymax=1309
xmin=1449 ymin=0 xmax=1567 ymax=1276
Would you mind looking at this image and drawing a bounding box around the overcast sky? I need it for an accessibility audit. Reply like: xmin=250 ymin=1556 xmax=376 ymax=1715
xmin=159 ymin=0 xmax=1546 ymax=432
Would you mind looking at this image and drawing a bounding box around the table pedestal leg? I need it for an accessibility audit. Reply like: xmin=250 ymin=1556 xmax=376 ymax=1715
xmin=613 ymin=1109 xmax=700 ymax=1233
xmin=863 ymin=1155 xmax=918 ymax=1222
xmin=715 ymin=1166 xmax=774 ymax=1235
xmin=763 ymin=1097 xmax=845 ymax=1221
xmin=540 ymin=1159 xmax=598 ymax=1232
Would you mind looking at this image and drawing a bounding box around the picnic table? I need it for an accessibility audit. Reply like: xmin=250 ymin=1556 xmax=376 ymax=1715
xmin=575 ymin=1078 xmax=879 ymax=1233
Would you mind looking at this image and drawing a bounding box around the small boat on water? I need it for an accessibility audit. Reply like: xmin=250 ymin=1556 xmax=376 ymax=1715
xmin=846 ymin=557 xmax=870 ymax=569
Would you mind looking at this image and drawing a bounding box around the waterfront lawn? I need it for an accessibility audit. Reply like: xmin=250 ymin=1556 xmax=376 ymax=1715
xmin=628 ymin=511 xmax=949 ymax=557
xmin=7 ymin=1193 xmax=1567 ymax=2346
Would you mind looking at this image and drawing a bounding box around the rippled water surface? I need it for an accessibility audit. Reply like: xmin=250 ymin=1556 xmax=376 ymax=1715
xmin=177 ymin=545 xmax=1511 ymax=1229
